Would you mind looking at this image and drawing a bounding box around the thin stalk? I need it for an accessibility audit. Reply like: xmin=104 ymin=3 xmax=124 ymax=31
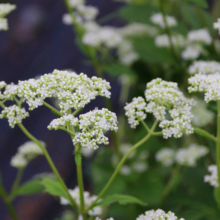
xmin=0 ymin=181 xmax=19 ymax=220
xmin=17 ymin=123 xmax=79 ymax=210
xmin=194 ymin=127 xmax=217 ymax=142
xmin=216 ymin=101 xmax=220 ymax=193
xmin=140 ymin=120 xmax=150 ymax=133
xmin=86 ymin=120 xmax=158 ymax=211
xmin=43 ymin=101 xmax=62 ymax=117
xmin=59 ymin=127 xmax=75 ymax=136
xmin=10 ymin=168 xmax=24 ymax=196
xmin=75 ymin=148 xmax=87 ymax=220
xmin=73 ymin=108 xmax=83 ymax=116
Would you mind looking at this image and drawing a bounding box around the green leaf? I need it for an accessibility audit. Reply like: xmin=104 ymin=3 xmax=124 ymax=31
xmin=12 ymin=180 xmax=44 ymax=197
xmin=97 ymin=194 xmax=147 ymax=206
xmin=104 ymin=64 xmax=137 ymax=79
xmin=118 ymin=5 xmax=158 ymax=24
xmin=41 ymin=177 xmax=67 ymax=198
xmin=132 ymin=37 xmax=174 ymax=64
xmin=184 ymin=0 xmax=208 ymax=8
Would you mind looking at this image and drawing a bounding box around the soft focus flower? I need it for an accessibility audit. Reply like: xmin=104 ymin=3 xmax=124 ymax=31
xmin=188 ymin=73 xmax=220 ymax=102
xmin=204 ymin=165 xmax=219 ymax=187
xmin=214 ymin=18 xmax=220 ymax=34
xmin=10 ymin=141 xmax=45 ymax=168
xmin=156 ymin=148 xmax=175 ymax=167
xmin=155 ymin=34 xmax=186 ymax=48
xmin=150 ymin=13 xmax=177 ymax=28
xmin=175 ymin=144 xmax=208 ymax=167
xmin=181 ymin=44 xmax=203 ymax=60
xmin=0 ymin=18 xmax=8 ymax=30
xmin=188 ymin=61 xmax=220 ymax=74
xmin=136 ymin=209 xmax=185 ymax=220
xmin=187 ymin=29 xmax=212 ymax=45
xmin=60 ymin=186 xmax=102 ymax=217
xmin=191 ymin=98 xmax=214 ymax=127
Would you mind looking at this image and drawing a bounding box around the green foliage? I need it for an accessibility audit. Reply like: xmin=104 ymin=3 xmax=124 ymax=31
xmin=11 ymin=179 xmax=44 ymax=197
xmin=40 ymin=178 xmax=67 ymax=198
xmin=97 ymin=194 xmax=147 ymax=206
xmin=184 ymin=0 xmax=208 ymax=8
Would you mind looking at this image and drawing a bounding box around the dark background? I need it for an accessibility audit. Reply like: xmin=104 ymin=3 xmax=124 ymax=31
xmin=0 ymin=0 xmax=121 ymax=219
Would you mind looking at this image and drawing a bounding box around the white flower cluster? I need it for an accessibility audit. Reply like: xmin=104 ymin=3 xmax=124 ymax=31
xmin=204 ymin=165 xmax=218 ymax=187
xmin=150 ymin=13 xmax=177 ymax=28
xmin=187 ymin=29 xmax=212 ymax=45
xmin=181 ymin=44 xmax=203 ymax=60
xmin=156 ymin=144 xmax=208 ymax=167
xmin=10 ymin=141 xmax=45 ymax=168
xmin=214 ymin=18 xmax=220 ymax=34
xmin=188 ymin=60 xmax=220 ymax=75
xmin=188 ymin=73 xmax=220 ymax=102
xmin=1 ymin=70 xmax=111 ymax=114
xmin=95 ymin=218 xmax=113 ymax=220
xmin=145 ymin=78 xmax=194 ymax=138
xmin=60 ymin=186 xmax=102 ymax=217
xmin=155 ymin=34 xmax=186 ymax=48
xmin=191 ymin=98 xmax=214 ymax=127
xmin=48 ymin=114 xmax=78 ymax=130
xmin=73 ymin=108 xmax=118 ymax=149
xmin=63 ymin=0 xmax=98 ymax=25
xmin=124 ymin=97 xmax=147 ymax=129
xmin=0 ymin=3 xmax=16 ymax=31
xmin=0 ymin=105 xmax=29 ymax=128
xmin=112 ymin=143 xmax=148 ymax=175
xmin=136 ymin=209 xmax=184 ymax=220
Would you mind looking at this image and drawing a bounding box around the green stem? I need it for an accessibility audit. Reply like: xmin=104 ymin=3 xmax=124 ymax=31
xmin=75 ymin=148 xmax=87 ymax=220
xmin=17 ymin=123 xmax=79 ymax=210
xmin=43 ymin=101 xmax=62 ymax=117
xmin=0 ymin=180 xmax=19 ymax=220
xmin=86 ymin=121 xmax=158 ymax=211
xmin=73 ymin=108 xmax=83 ymax=116
xmin=140 ymin=120 xmax=150 ymax=133
xmin=194 ymin=127 xmax=217 ymax=142
xmin=10 ymin=168 xmax=24 ymax=197
xmin=216 ymin=101 xmax=220 ymax=194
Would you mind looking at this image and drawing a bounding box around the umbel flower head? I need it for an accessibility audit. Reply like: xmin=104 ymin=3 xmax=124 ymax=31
xmin=204 ymin=165 xmax=218 ymax=187
xmin=10 ymin=141 xmax=45 ymax=168
xmin=60 ymin=186 xmax=102 ymax=217
xmin=136 ymin=209 xmax=184 ymax=220
xmin=125 ymin=78 xmax=194 ymax=139
xmin=150 ymin=13 xmax=177 ymax=28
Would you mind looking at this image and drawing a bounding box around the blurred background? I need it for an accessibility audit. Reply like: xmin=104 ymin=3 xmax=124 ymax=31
xmin=0 ymin=0 xmax=122 ymax=219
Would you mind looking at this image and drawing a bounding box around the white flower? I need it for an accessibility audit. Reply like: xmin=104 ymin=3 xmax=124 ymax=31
xmin=10 ymin=141 xmax=45 ymax=168
xmin=181 ymin=44 xmax=203 ymax=60
xmin=155 ymin=34 xmax=186 ymax=48
xmin=124 ymin=97 xmax=147 ymax=128
xmin=188 ymin=60 xmax=220 ymax=74
xmin=187 ymin=29 xmax=212 ymax=45
xmin=95 ymin=218 xmax=114 ymax=220
xmin=214 ymin=18 xmax=220 ymax=34
xmin=10 ymin=154 xmax=28 ymax=168
xmin=60 ymin=187 xmax=102 ymax=217
xmin=150 ymin=13 xmax=177 ymax=28
xmin=204 ymin=165 xmax=219 ymax=187
xmin=136 ymin=209 xmax=185 ymax=220
xmin=62 ymin=13 xmax=73 ymax=25
xmin=68 ymin=0 xmax=84 ymax=8
xmin=77 ymin=5 xmax=98 ymax=21
xmin=188 ymin=73 xmax=220 ymax=102
xmin=0 ymin=105 xmax=29 ymax=128
xmin=0 ymin=3 xmax=16 ymax=17
xmin=72 ymin=108 xmax=118 ymax=149
xmin=156 ymin=148 xmax=175 ymax=167
xmin=145 ymin=78 xmax=195 ymax=138
xmin=191 ymin=98 xmax=214 ymax=127
xmin=175 ymin=144 xmax=208 ymax=167
xmin=117 ymin=40 xmax=139 ymax=66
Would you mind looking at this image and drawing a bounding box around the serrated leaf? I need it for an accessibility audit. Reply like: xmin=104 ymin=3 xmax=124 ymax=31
xmin=184 ymin=0 xmax=208 ymax=8
xmin=97 ymin=194 xmax=147 ymax=206
xmin=41 ymin=177 xmax=67 ymax=198
xmin=12 ymin=180 xmax=44 ymax=197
